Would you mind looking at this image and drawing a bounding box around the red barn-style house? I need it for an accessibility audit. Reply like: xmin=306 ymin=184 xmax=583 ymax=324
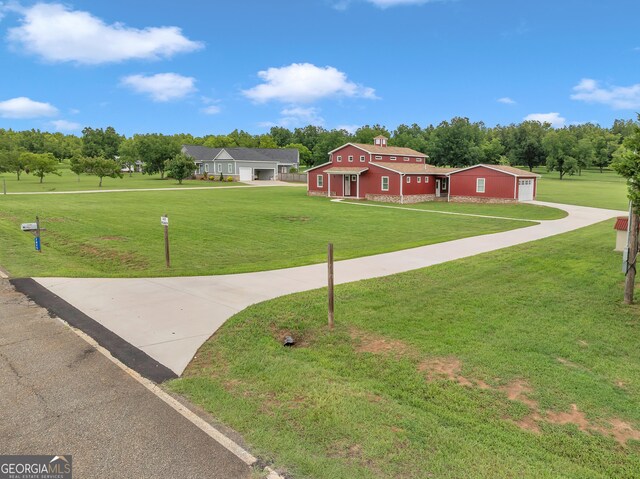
xmin=306 ymin=135 xmax=539 ymax=203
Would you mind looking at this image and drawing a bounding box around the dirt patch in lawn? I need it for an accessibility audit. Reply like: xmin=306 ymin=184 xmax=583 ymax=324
xmin=97 ymin=235 xmax=128 ymax=241
xmin=416 ymin=356 xmax=640 ymax=445
xmin=502 ymin=380 xmax=640 ymax=445
xmin=418 ymin=356 xmax=490 ymax=389
xmin=279 ymin=216 xmax=311 ymax=222
xmin=351 ymin=328 xmax=411 ymax=356
xmin=270 ymin=324 xmax=313 ymax=348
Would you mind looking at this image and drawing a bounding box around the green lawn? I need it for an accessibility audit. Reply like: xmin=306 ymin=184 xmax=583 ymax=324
xmin=0 ymin=187 xmax=535 ymax=278
xmin=535 ymin=168 xmax=628 ymax=211
xmin=358 ymin=200 xmax=567 ymax=220
xmin=168 ymin=221 xmax=640 ymax=479
xmin=0 ymin=163 xmax=242 ymax=192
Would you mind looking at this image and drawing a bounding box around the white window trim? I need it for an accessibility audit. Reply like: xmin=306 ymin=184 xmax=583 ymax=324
xmin=348 ymin=155 xmax=353 ymax=162
xmin=317 ymin=175 xmax=323 ymax=188
xmin=417 ymin=177 xmax=421 ymax=183
xmin=375 ymin=155 xmax=382 ymax=160
xmin=359 ymin=155 xmax=365 ymax=162
xmin=390 ymin=156 xmax=397 ymax=161
xmin=403 ymin=157 xmax=409 ymax=162
xmin=204 ymin=163 xmax=209 ymax=173
xmin=406 ymin=176 xmax=411 ymax=183
xmin=227 ymin=164 xmax=233 ymax=173
xmin=416 ymin=158 xmax=423 ymax=162
xmin=476 ymin=177 xmax=485 ymax=193
xmin=425 ymin=176 xmax=429 ymax=183
xmin=337 ymin=155 xmax=342 ymax=162
xmin=381 ymin=176 xmax=389 ymax=191
xmin=217 ymin=163 xmax=222 ymax=173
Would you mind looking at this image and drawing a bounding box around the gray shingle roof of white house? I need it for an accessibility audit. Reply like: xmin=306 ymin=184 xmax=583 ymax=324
xmin=182 ymin=145 xmax=299 ymax=164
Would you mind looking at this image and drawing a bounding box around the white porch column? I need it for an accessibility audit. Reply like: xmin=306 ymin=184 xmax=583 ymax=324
xmin=356 ymin=174 xmax=360 ymax=198
xmin=327 ymin=174 xmax=331 ymax=198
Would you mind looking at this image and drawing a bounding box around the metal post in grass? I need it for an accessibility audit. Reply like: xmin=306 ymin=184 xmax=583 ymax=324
xmin=3 ymin=179 xmax=6 ymax=195
xmin=35 ymin=216 xmax=42 ymax=253
xmin=328 ymin=242 xmax=334 ymax=329
xmin=161 ymin=214 xmax=170 ymax=268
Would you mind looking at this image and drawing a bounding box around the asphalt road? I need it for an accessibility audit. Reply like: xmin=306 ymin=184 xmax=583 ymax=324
xmin=0 ymin=279 xmax=251 ymax=479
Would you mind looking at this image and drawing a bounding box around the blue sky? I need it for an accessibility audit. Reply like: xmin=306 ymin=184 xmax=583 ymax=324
xmin=0 ymin=0 xmax=638 ymax=137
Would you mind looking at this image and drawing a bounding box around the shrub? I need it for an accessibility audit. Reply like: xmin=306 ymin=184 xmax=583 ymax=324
xmin=209 ymin=176 xmax=216 ymax=181
xmin=219 ymin=172 xmax=224 ymax=182
xmin=226 ymin=176 xmax=234 ymax=182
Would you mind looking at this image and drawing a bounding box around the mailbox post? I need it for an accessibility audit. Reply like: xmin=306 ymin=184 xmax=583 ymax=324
xmin=161 ymin=214 xmax=170 ymax=268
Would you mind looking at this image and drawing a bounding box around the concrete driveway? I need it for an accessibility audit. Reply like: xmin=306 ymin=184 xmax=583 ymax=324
xmin=25 ymin=201 xmax=624 ymax=377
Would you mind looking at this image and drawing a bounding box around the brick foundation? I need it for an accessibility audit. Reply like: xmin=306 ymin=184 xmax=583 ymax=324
xmin=308 ymin=191 xmax=328 ymax=197
xmin=449 ymin=195 xmax=517 ymax=204
xmin=364 ymin=194 xmax=436 ymax=204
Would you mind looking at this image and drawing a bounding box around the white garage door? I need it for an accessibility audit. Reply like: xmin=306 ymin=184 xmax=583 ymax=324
xmin=518 ymin=179 xmax=534 ymax=201
xmin=239 ymin=167 xmax=252 ymax=181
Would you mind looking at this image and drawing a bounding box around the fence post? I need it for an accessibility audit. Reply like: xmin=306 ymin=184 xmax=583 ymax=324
xmin=328 ymin=242 xmax=334 ymax=329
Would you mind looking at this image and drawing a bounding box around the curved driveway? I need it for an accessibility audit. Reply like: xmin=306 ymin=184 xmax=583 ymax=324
xmin=32 ymin=201 xmax=625 ymax=376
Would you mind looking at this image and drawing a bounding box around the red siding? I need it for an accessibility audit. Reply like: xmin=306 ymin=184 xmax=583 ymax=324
xmin=332 ymin=145 xmax=370 ymax=165
xmin=449 ymin=166 xmax=517 ymax=199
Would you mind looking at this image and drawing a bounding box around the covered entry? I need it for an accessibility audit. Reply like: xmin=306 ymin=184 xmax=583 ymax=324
xmin=324 ymin=167 xmax=368 ymax=198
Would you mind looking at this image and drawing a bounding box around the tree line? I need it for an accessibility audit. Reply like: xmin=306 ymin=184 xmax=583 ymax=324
xmin=0 ymin=118 xmax=637 ymax=184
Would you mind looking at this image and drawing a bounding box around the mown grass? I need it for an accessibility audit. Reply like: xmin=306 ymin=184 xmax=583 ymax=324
xmin=0 ymin=162 xmax=242 ymax=192
xmin=168 ymin=221 xmax=640 ymax=478
xmin=535 ymin=168 xmax=628 ymax=211
xmin=360 ymin=200 xmax=567 ymax=220
xmin=0 ymin=187 xmax=534 ymax=278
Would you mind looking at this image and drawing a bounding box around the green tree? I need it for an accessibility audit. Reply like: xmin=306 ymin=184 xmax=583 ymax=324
xmin=353 ymin=124 xmax=390 ymax=145
xmin=118 ymin=138 xmax=139 ymax=177
xmin=510 ymin=121 xmax=549 ymax=171
xmin=269 ymin=126 xmax=293 ymax=147
xmin=258 ymin=135 xmax=278 ymax=149
xmin=311 ymin=129 xmax=349 ymax=166
xmin=165 ymin=153 xmax=196 ymax=184
xmin=25 ymin=152 xmax=61 ymax=183
xmin=481 ymin=137 xmax=505 ymax=164
xmin=575 ymin=137 xmax=594 ymax=175
xmin=69 ymin=154 xmax=85 ymax=181
xmin=0 ymin=148 xmax=27 ymax=180
xmin=592 ymin=131 xmax=619 ymax=172
xmin=133 ymin=134 xmax=180 ymax=179
xmin=82 ymin=126 xmax=122 ymax=159
xmin=427 ymin=117 xmax=486 ymax=167
xmin=543 ymin=129 xmax=577 ymax=179
xmin=284 ymin=143 xmax=312 ymax=166
xmin=611 ymin=115 xmax=640 ymax=304
xmin=81 ymin=157 xmax=123 ymax=187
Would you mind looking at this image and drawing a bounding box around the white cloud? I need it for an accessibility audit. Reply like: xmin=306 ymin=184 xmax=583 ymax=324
xmin=280 ymin=107 xmax=324 ymax=126
xmin=334 ymin=0 xmax=444 ymax=9
xmin=121 ymin=73 xmax=197 ymax=102
xmin=50 ymin=119 xmax=81 ymax=131
xmin=367 ymin=0 xmax=438 ymax=7
xmin=242 ymin=63 xmax=377 ymax=104
xmin=7 ymin=3 xmax=203 ymax=64
xmin=336 ymin=124 xmax=360 ymax=134
xmin=259 ymin=107 xmax=325 ymax=128
xmin=523 ymin=112 xmax=566 ymax=128
xmin=0 ymin=96 xmax=58 ymax=118
xmin=201 ymin=105 xmax=221 ymax=115
xmin=497 ymin=97 xmax=516 ymax=105
xmin=570 ymin=78 xmax=640 ymax=110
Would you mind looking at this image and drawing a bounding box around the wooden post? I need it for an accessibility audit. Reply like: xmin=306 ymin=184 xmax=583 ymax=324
xmin=163 ymin=214 xmax=170 ymax=268
xmin=328 ymin=242 xmax=334 ymax=329
xmin=35 ymin=215 xmax=42 ymax=253
xmin=624 ymin=208 xmax=638 ymax=304
xmin=3 ymin=179 xmax=6 ymax=195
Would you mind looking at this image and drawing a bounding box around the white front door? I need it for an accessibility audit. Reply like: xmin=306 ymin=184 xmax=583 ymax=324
xmin=239 ymin=167 xmax=252 ymax=181
xmin=518 ymin=179 xmax=534 ymax=201
xmin=344 ymin=176 xmax=351 ymax=196
xmin=436 ymin=179 xmax=441 ymax=197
